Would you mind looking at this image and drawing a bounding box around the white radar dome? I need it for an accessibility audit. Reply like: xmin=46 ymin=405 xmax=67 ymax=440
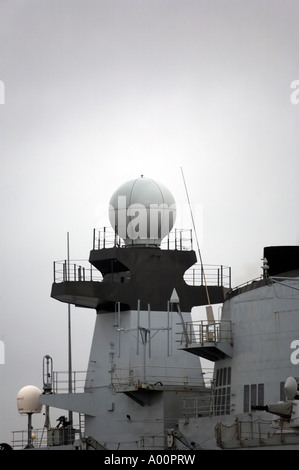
xmin=284 ymin=377 xmax=298 ymax=400
xmin=109 ymin=176 xmax=176 ymax=247
xmin=17 ymin=385 xmax=42 ymax=414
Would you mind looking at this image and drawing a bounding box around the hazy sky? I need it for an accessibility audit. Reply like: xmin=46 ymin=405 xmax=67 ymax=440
xmin=1 ymin=0 xmax=299 ymax=444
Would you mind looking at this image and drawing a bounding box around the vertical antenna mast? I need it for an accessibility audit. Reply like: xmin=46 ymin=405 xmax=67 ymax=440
xmin=180 ymin=167 xmax=211 ymax=306
xmin=67 ymin=232 xmax=73 ymax=425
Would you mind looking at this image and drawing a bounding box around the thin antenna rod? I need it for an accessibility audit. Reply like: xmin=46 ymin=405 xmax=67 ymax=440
xmin=180 ymin=167 xmax=211 ymax=305
xmin=67 ymin=232 xmax=73 ymax=425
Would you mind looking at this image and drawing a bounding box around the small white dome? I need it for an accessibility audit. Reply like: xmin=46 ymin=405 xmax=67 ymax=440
xmin=284 ymin=377 xmax=298 ymax=400
xmin=17 ymin=385 xmax=42 ymax=414
xmin=109 ymin=176 xmax=176 ymax=246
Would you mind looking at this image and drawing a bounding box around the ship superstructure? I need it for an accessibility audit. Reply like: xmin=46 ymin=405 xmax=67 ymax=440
xmin=9 ymin=176 xmax=299 ymax=451
xmin=38 ymin=176 xmax=229 ymax=450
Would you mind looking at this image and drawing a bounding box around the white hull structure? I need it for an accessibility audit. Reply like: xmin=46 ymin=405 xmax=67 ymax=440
xmin=179 ymin=249 xmax=299 ymax=450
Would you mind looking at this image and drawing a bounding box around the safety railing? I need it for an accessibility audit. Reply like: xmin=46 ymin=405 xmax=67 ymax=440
xmin=93 ymin=227 xmax=122 ymax=249
xmin=52 ymin=370 xmax=88 ymax=393
xmin=226 ymin=276 xmax=263 ymax=295
xmin=11 ymin=427 xmax=49 ymax=450
xmin=11 ymin=425 xmax=83 ymax=450
xmin=215 ymin=417 xmax=299 ymax=449
xmin=111 ymin=364 xmax=207 ymax=390
xmin=181 ymin=320 xmax=233 ymax=346
xmin=53 ymin=260 xmax=103 ymax=283
xmin=161 ymin=228 xmax=193 ymax=251
xmin=92 ymin=227 xmax=193 ymax=251
xmin=136 ymin=434 xmax=167 ymax=450
xmin=182 ymin=388 xmax=233 ymax=418
xmin=184 ymin=264 xmax=231 ymax=288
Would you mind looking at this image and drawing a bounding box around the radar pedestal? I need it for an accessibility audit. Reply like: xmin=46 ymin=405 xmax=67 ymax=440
xmin=17 ymin=385 xmax=42 ymax=448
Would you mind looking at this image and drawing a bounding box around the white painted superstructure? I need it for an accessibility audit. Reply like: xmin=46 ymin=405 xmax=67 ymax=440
xmin=10 ymin=177 xmax=299 ymax=451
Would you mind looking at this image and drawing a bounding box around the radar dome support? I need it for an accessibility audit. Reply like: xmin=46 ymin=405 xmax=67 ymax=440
xmin=17 ymin=385 xmax=42 ymax=448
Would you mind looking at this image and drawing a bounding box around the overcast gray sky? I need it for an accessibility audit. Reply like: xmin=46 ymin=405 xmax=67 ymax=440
xmin=1 ymin=0 xmax=299 ymax=444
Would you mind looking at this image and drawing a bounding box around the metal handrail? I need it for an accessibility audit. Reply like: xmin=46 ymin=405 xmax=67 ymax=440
xmin=92 ymin=227 xmax=193 ymax=251
xmin=180 ymin=320 xmax=233 ymax=346
xmin=53 ymin=260 xmax=103 ymax=283
xmin=52 ymin=370 xmax=88 ymax=393
xmin=184 ymin=264 xmax=231 ymax=288
xmin=110 ymin=364 xmax=208 ymax=389
xmin=182 ymin=390 xmax=233 ymax=418
xmin=11 ymin=424 xmax=83 ymax=450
